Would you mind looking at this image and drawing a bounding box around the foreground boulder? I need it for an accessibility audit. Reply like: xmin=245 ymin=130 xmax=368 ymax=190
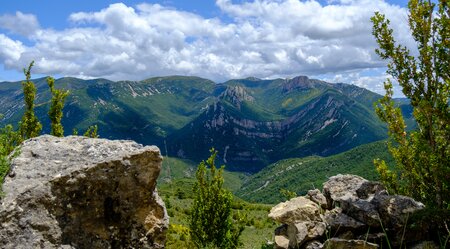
xmin=268 ymin=174 xmax=429 ymax=249
xmin=0 ymin=135 xmax=168 ymax=249
xmin=269 ymin=197 xmax=325 ymax=248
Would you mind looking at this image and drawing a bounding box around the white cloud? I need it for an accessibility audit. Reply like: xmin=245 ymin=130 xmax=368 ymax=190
xmin=0 ymin=1 xmax=413 ymax=94
xmin=319 ymin=69 xmax=404 ymax=97
xmin=0 ymin=11 xmax=40 ymax=36
xmin=0 ymin=34 xmax=25 ymax=66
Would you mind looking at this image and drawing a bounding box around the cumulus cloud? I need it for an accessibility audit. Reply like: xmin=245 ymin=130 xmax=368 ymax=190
xmin=0 ymin=11 xmax=40 ymax=36
xmin=0 ymin=0 xmax=413 ymax=94
xmin=319 ymin=69 xmax=404 ymax=97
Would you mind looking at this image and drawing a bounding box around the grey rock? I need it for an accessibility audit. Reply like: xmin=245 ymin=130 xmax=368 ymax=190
xmin=269 ymin=197 xmax=322 ymax=224
xmin=304 ymin=240 xmax=323 ymax=249
xmin=356 ymin=181 xmax=385 ymax=200
xmin=323 ymin=174 xmax=384 ymax=208
xmin=0 ymin=135 xmax=168 ymax=249
xmin=323 ymin=238 xmax=379 ymax=249
xmin=372 ymin=191 xmax=425 ymax=229
xmin=274 ymin=235 xmax=289 ymax=249
xmin=340 ymin=197 xmax=380 ymax=227
xmin=336 ymin=231 xmax=354 ymax=240
xmin=307 ymin=189 xmax=328 ymax=209
xmin=409 ymin=241 xmax=439 ymax=249
xmin=275 ymin=224 xmax=288 ymax=236
xmin=287 ymin=221 xmax=326 ymax=247
xmin=323 ymin=209 xmax=367 ymax=233
xmin=356 ymin=233 xmax=386 ymax=245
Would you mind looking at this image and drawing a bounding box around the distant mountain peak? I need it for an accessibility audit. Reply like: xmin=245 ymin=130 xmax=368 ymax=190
xmin=282 ymin=75 xmax=323 ymax=93
xmin=219 ymin=85 xmax=254 ymax=109
xmin=244 ymin=77 xmax=261 ymax=81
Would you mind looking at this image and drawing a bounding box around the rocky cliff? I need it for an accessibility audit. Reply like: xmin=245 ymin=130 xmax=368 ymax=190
xmin=0 ymin=135 xmax=168 ymax=249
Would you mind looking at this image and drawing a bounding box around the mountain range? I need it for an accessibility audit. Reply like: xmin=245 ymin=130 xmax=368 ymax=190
xmin=0 ymin=75 xmax=410 ymax=172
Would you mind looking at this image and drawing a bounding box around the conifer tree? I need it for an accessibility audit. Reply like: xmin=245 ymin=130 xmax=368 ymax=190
xmin=19 ymin=61 xmax=42 ymax=139
xmin=371 ymin=0 xmax=450 ymax=209
xmin=47 ymin=76 xmax=69 ymax=137
xmin=189 ymin=149 xmax=243 ymax=248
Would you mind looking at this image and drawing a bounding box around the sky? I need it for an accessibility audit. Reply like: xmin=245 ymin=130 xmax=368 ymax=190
xmin=0 ymin=0 xmax=412 ymax=95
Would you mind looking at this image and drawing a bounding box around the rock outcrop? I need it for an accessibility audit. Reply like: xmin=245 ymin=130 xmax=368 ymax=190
xmin=269 ymin=174 xmax=434 ymax=249
xmin=0 ymin=135 xmax=168 ymax=249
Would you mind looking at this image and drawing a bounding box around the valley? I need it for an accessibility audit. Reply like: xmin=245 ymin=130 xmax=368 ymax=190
xmin=0 ymin=75 xmax=410 ymax=173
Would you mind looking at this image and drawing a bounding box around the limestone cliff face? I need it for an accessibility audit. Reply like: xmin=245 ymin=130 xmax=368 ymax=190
xmin=0 ymin=135 xmax=168 ymax=249
xmin=220 ymin=85 xmax=255 ymax=110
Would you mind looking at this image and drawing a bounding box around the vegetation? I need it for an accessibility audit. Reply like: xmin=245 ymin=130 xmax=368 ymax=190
xmin=83 ymin=125 xmax=99 ymax=138
xmin=0 ymin=75 xmax=414 ymax=172
xmin=0 ymin=125 xmax=21 ymax=193
xmin=19 ymin=61 xmax=42 ymax=140
xmin=158 ymin=157 xmax=276 ymax=249
xmin=47 ymin=76 xmax=69 ymax=137
xmin=237 ymin=140 xmax=394 ymax=203
xmin=189 ymin=149 xmax=244 ymax=248
xmin=1 ymin=62 xmax=71 ymax=194
xmin=371 ymin=0 xmax=450 ymax=209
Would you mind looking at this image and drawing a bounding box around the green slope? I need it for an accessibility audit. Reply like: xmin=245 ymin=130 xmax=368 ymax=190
xmin=0 ymin=76 xmax=217 ymax=147
xmin=235 ymin=140 xmax=394 ymax=204
xmin=158 ymin=156 xmax=247 ymax=193
xmin=167 ymin=80 xmax=388 ymax=172
xmin=0 ymin=75 xmax=411 ymax=173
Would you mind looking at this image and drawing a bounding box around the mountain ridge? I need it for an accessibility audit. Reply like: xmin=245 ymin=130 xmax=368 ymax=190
xmin=0 ymin=75 xmax=403 ymax=172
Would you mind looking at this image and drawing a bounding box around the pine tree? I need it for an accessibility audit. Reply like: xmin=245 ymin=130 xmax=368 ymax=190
xmin=189 ymin=149 xmax=243 ymax=248
xmin=47 ymin=76 xmax=69 ymax=137
xmin=371 ymin=0 xmax=450 ymax=209
xmin=19 ymin=61 xmax=42 ymax=139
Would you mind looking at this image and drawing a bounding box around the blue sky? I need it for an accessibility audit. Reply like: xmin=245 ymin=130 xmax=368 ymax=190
xmin=0 ymin=0 xmax=411 ymax=95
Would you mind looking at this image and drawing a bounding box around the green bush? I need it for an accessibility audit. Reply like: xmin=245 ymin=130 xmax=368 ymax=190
xmin=189 ymin=148 xmax=244 ymax=249
xmin=371 ymin=0 xmax=450 ymax=209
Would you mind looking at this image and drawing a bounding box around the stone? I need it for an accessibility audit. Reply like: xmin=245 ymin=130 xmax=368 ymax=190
xmin=304 ymin=240 xmax=323 ymax=249
xmin=274 ymin=235 xmax=289 ymax=249
xmin=307 ymin=189 xmax=328 ymax=209
xmin=275 ymin=224 xmax=288 ymax=236
xmin=323 ymin=209 xmax=367 ymax=233
xmin=323 ymin=174 xmax=384 ymax=207
xmin=323 ymin=238 xmax=379 ymax=249
xmin=356 ymin=233 xmax=385 ymax=245
xmin=336 ymin=231 xmax=354 ymax=240
xmin=340 ymin=197 xmax=380 ymax=227
xmin=0 ymin=135 xmax=168 ymax=249
xmin=409 ymin=241 xmax=440 ymax=249
xmin=372 ymin=191 xmax=425 ymax=229
xmin=269 ymin=196 xmax=321 ymax=224
xmin=287 ymin=221 xmax=326 ymax=247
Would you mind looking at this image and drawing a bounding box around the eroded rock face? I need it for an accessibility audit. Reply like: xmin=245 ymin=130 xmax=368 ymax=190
xmin=0 ymin=135 xmax=168 ymax=249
